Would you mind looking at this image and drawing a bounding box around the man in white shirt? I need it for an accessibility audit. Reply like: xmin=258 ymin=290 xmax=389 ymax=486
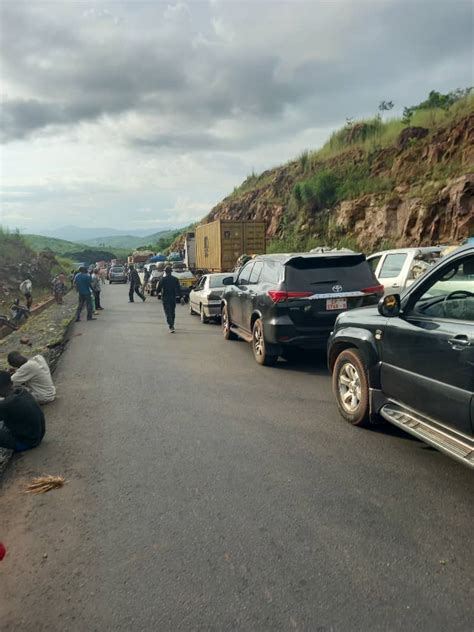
xmin=7 ymin=352 xmax=56 ymax=404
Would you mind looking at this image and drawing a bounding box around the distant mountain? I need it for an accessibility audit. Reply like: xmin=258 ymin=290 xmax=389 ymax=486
xmin=23 ymin=234 xmax=129 ymax=260
xmin=83 ymin=229 xmax=180 ymax=250
xmin=41 ymin=225 xmax=158 ymax=242
xmin=84 ymin=235 xmax=147 ymax=249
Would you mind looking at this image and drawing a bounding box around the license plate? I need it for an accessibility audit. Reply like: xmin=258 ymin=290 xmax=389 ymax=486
xmin=326 ymin=298 xmax=347 ymax=311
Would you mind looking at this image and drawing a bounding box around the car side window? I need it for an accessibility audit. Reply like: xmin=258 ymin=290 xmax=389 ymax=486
xmin=411 ymin=254 xmax=474 ymax=322
xmin=196 ymin=277 xmax=206 ymax=290
xmin=249 ymin=261 xmax=263 ymax=284
xmin=378 ymin=253 xmax=407 ymax=278
xmin=237 ymin=262 xmax=254 ymax=285
xmin=260 ymin=261 xmax=280 ymax=284
xmin=368 ymin=255 xmax=382 ymax=274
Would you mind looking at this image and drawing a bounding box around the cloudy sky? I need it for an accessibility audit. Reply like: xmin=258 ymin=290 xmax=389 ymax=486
xmin=0 ymin=0 xmax=472 ymax=235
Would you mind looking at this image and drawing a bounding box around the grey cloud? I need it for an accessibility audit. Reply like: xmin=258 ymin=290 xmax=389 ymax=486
xmin=0 ymin=0 xmax=472 ymax=148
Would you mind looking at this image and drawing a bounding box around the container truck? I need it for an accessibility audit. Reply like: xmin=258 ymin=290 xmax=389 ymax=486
xmin=195 ymin=220 xmax=266 ymax=272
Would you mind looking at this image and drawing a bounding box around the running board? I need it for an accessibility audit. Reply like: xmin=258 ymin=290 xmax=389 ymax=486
xmin=230 ymin=326 xmax=253 ymax=343
xmin=380 ymin=403 xmax=474 ymax=469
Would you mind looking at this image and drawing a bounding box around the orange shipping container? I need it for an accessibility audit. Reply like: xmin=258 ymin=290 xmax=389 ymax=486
xmin=195 ymin=220 xmax=266 ymax=272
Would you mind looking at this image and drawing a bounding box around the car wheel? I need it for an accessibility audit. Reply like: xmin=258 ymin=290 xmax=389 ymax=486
xmin=200 ymin=305 xmax=209 ymax=324
xmin=252 ymin=318 xmax=277 ymax=366
xmin=333 ymin=349 xmax=370 ymax=426
xmin=222 ymin=305 xmax=237 ymax=340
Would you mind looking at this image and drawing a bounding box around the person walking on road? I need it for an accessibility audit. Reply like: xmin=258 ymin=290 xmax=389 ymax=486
xmin=128 ymin=265 xmax=146 ymax=303
xmin=157 ymin=265 xmax=182 ymax=333
xmin=74 ymin=267 xmax=95 ymax=322
xmin=91 ymin=269 xmax=103 ymax=310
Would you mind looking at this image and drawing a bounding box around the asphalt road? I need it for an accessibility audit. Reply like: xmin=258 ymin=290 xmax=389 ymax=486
xmin=1 ymin=284 xmax=473 ymax=632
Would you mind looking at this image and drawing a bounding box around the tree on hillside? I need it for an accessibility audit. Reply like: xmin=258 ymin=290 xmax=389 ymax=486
xmin=378 ymin=100 xmax=394 ymax=118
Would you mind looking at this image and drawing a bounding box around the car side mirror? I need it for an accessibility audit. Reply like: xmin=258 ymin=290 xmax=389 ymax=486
xmin=378 ymin=294 xmax=401 ymax=317
xmin=222 ymin=276 xmax=234 ymax=286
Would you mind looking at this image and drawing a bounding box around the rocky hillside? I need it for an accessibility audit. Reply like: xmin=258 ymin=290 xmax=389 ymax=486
xmin=175 ymin=91 xmax=473 ymax=252
xmin=0 ymin=230 xmax=68 ymax=312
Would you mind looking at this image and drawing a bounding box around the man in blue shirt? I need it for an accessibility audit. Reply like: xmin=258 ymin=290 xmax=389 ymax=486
xmin=74 ymin=267 xmax=95 ymax=322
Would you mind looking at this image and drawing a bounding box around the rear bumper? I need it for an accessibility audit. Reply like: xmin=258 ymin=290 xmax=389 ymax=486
xmin=204 ymin=302 xmax=222 ymax=318
xmin=264 ymin=317 xmax=333 ymax=349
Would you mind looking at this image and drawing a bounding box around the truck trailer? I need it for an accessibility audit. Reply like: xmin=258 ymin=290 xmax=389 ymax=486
xmin=195 ymin=220 xmax=266 ymax=272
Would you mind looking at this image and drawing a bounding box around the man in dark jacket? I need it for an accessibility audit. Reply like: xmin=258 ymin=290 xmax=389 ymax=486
xmin=128 ymin=265 xmax=146 ymax=303
xmin=0 ymin=371 xmax=45 ymax=451
xmin=74 ymin=266 xmax=95 ymax=321
xmin=157 ymin=266 xmax=182 ymax=333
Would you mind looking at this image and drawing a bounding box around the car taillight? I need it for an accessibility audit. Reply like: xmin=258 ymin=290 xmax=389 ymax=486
xmin=267 ymin=290 xmax=313 ymax=303
xmin=362 ymin=285 xmax=384 ymax=294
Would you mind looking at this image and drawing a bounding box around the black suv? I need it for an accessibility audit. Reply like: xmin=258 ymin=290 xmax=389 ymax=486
xmin=221 ymin=252 xmax=383 ymax=365
xmin=328 ymin=245 xmax=474 ymax=469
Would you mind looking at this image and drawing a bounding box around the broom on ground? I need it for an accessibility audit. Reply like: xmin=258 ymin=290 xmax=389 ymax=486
xmin=25 ymin=475 xmax=66 ymax=494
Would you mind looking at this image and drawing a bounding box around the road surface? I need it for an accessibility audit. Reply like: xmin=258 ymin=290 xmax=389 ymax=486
xmin=1 ymin=284 xmax=473 ymax=631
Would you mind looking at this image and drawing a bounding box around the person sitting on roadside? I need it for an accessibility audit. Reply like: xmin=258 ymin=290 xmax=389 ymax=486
xmin=7 ymin=351 xmax=56 ymax=404
xmin=0 ymin=371 xmax=45 ymax=452
xmin=10 ymin=299 xmax=29 ymax=324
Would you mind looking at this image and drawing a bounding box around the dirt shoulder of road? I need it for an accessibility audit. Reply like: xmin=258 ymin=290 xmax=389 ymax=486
xmin=0 ymin=292 xmax=77 ymax=474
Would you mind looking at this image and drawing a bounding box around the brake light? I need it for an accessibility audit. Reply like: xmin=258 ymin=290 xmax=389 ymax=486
xmin=267 ymin=290 xmax=313 ymax=303
xmin=362 ymin=284 xmax=384 ymax=294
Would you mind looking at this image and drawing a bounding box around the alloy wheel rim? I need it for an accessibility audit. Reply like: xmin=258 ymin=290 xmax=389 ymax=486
xmin=338 ymin=362 xmax=362 ymax=413
xmin=253 ymin=323 xmax=263 ymax=356
xmin=223 ymin=309 xmax=229 ymax=332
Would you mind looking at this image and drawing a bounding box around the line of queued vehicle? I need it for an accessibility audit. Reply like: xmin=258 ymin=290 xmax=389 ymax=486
xmin=188 ymin=245 xmax=474 ymax=470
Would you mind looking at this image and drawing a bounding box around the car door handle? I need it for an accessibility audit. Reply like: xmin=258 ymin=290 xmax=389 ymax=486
xmin=448 ymin=335 xmax=470 ymax=348
xmin=391 ymin=283 xmax=400 ymax=288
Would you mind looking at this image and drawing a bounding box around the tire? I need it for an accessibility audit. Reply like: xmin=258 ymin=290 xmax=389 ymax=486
xmin=332 ymin=349 xmax=370 ymax=427
xmin=200 ymin=305 xmax=209 ymax=324
xmin=252 ymin=318 xmax=277 ymax=366
xmin=222 ymin=305 xmax=237 ymax=340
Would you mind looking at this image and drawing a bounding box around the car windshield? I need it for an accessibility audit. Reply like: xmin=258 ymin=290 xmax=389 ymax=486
xmin=111 ymin=267 xmax=124 ymax=273
xmin=285 ymin=255 xmax=377 ymax=291
xmin=209 ymin=275 xmax=231 ymax=287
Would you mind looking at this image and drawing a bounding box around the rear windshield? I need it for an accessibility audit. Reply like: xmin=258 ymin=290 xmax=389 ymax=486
xmin=111 ymin=267 xmax=124 ymax=272
xmin=285 ymin=255 xmax=377 ymax=291
xmin=210 ymin=274 xmax=231 ymax=287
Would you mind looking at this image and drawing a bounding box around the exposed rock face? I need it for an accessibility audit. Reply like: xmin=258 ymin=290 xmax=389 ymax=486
xmin=397 ymin=126 xmax=429 ymax=150
xmin=334 ymin=174 xmax=474 ymax=250
xmin=171 ymin=112 xmax=473 ymax=252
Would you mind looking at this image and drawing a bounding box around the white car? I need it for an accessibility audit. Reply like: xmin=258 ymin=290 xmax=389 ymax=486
xmin=189 ymin=273 xmax=234 ymax=323
xmin=367 ymin=247 xmax=442 ymax=295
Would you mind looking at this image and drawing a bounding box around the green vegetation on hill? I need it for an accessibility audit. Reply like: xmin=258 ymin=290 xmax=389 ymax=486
xmin=24 ymin=234 xmax=90 ymax=254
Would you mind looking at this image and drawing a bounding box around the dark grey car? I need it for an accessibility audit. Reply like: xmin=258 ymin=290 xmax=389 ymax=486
xmin=221 ymin=252 xmax=383 ymax=365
